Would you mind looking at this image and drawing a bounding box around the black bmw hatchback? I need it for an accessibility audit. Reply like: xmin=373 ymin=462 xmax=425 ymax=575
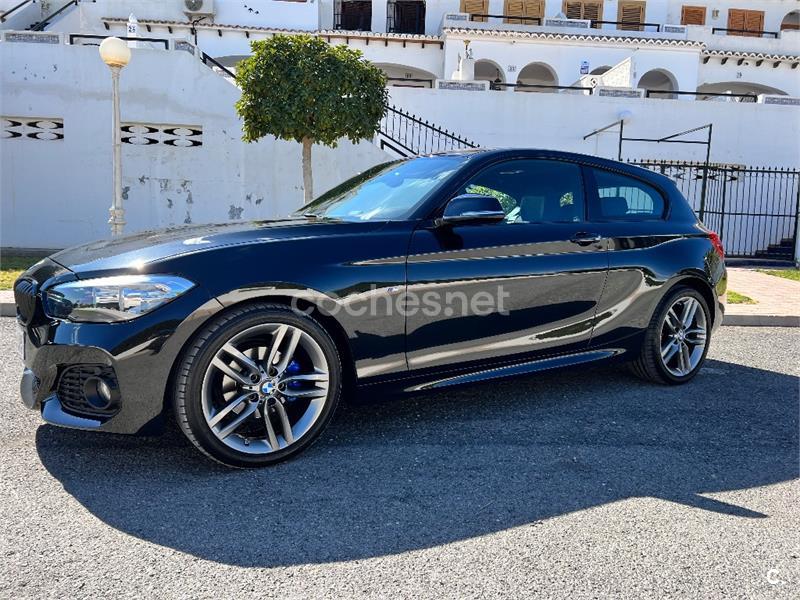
xmin=16 ymin=149 xmax=726 ymax=467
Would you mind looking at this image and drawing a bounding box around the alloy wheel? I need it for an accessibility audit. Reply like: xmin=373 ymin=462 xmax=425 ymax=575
xmin=659 ymin=296 xmax=708 ymax=377
xmin=200 ymin=323 xmax=330 ymax=455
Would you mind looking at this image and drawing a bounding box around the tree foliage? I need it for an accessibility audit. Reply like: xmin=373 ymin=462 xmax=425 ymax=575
xmin=235 ymin=35 xmax=388 ymax=148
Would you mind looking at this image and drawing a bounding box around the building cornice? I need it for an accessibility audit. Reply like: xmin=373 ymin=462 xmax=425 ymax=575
xmin=101 ymin=18 xmax=444 ymax=47
xmin=702 ymin=48 xmax=800 ymax=65
xmin=442 ymin=26 xmax=705 ymax=50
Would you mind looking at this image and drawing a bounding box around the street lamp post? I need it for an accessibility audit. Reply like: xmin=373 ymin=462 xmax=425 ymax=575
xmin=99 ymin=37 xmax=131 ymax=236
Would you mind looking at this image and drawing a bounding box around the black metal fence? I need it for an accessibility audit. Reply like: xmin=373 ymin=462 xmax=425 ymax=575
xmin=631 ymin=161 xmax=800 ymax=260
xmin=377 ymin=105 xmax=478 ymax=157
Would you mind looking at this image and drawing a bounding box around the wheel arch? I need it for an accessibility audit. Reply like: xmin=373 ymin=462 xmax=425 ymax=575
xmin=163 ymin=292 xmax=358 ymax=416
xmin=667 ymin=273 xmax=719 ymax=328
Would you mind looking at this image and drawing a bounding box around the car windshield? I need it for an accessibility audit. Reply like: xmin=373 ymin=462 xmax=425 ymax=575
xmin=296 ymin=155 xmax=468 ymax=222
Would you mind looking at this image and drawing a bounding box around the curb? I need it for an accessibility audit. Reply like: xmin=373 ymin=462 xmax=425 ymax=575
xmin=1 ymin=302 xmax=798 ymax=326
xmin=723 ymin=314 xmax=800 ymax=327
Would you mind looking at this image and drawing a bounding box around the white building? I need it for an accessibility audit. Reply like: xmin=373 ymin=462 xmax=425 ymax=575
xmin=1 ymin=0 xmax=799 ymax=257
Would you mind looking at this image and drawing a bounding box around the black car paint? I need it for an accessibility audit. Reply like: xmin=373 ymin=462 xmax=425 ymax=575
xmin=16 ymin=149 xmax=726 ymax=435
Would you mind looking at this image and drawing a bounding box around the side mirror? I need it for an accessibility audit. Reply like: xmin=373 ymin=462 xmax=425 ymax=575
xmin=436 ymin=194 xmax=506 ymax=226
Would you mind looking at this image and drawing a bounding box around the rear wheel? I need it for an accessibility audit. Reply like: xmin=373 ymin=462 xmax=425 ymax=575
xmin=631 ymin=286 xmax=711 ymax=385
xmin=173 ymin=304 xmax=342 ymax=467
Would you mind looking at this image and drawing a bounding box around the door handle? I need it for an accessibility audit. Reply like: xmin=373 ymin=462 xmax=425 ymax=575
xmin=570 ymin=232 xmax=602 ymax=246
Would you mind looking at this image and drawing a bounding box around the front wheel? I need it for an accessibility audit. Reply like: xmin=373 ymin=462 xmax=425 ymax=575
xmin=173 ymin=303 xmax=342 ymax=467
xmin=631 ymin=286 xmax=711 ymax=385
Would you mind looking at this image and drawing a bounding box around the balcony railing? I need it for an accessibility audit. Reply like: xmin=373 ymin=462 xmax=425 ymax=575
xmin=590 ymin=20 xmax=662 ymax=32
xmin=468 ymin=14 xmax=542 ymax=25
xmin=711 ymin=27 xmax=779 ymax=39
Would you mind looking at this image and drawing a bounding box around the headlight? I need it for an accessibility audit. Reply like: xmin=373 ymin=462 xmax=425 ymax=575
xmin=43 ymin=275 xmax=194 ymax=323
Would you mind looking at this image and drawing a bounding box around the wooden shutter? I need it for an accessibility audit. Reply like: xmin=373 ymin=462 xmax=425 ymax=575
xmin=582 ymin=1 xmax=603 ymax=27
xmin=680 ymin=5 xmax=706 ymax=25
xmin=618 ymin=1 xmax=645 ymax=31
xmin=563 ymin=1 xmax=603 ymax=25
xmin=524 ymin=0 xmax=545 ymax=21
xmin=727 ymin=8 xmax=747 ymax=35
xmin=563 ymin=1 xmax=584 ymax=20
xmin=462 ymin=0 xmax=489 ymax=22
xmin=505 ymin=0 xmax=525 ymax=24
xmin=505 ymin=0 xmax=543 ymax=25
xmin=744 ymin=10 xmax=764 ymax=36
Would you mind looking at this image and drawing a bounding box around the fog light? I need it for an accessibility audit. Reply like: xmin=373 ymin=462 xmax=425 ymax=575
xmin=83 ymin=376 xmax=118 ymax=410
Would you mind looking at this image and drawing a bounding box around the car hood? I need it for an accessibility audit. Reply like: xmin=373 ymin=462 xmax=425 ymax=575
xmin=50 ymin=218 xmax=385 ymax=276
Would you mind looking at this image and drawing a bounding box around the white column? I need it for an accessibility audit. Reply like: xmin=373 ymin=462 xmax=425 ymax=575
xmin=372 ymin=0 xmax=388 ymax=33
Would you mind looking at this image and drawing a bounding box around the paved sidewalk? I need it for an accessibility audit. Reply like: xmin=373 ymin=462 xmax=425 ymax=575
xmin=726 ymin=267 xmax=800 ymax=327
xmin=0 ymin=290 xmax=12 ymax=317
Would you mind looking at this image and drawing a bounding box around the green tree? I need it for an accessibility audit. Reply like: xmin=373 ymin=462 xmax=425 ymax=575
xmin=235 ymin=35 xmax=388 ymax=205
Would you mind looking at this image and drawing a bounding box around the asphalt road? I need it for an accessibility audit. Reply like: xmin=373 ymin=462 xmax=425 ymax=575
xmin=0 ymin=317 xmax=798 ymax=599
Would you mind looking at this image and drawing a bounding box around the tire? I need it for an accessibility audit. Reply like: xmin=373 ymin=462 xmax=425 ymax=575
xmin=630 ymin=286 xmax=711 ymax=385
xmin=173 ymin=303 xmax=342 ymax=467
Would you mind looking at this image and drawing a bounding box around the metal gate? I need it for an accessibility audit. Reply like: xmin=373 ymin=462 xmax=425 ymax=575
xmin=631 ymin=161 xmax=800 ymax=260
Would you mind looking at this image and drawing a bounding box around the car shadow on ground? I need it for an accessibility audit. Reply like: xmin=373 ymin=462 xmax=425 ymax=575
xmin=36 ymin=359 xmax=798 ymax=568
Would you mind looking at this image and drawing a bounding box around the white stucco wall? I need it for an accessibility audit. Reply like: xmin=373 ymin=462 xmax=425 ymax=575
xmin=388 ymin=86 xmax=800 ymax=167
xmin=0 ymin=38 xmax=391 ymax=249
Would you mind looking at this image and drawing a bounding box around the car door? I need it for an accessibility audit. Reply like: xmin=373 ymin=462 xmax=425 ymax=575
xmin=405 ymin=158 xmax=609 ymax=372
xmin=581 ymin=166 xmax=679 ymax=347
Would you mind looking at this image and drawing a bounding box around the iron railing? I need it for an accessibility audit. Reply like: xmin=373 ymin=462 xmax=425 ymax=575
xmin=0 ymin=0 xmax=34 ymax=23
xmin=590 ymin=19 xmax=662 ymax=31
xmin=67 ymin=33 xmax=170 ymax=48
xmin=387 ymin=77 xmax=434 ymax=88
xmin=468 ymin=14 xmax=542 ymax=25
xmin=377 ymin=104 xmax=478 ymax=157
xmin=491 ymin=82 xmax=593 ymax=94
xmin=333 ymin=1 xmax=372 ymax=32
xmin=387 ymin=0 xmax=426 ymax=35
xmin=645 ymin=90 xmax=758 ymax=102
xmin=201 ymin=51 xmax=236 ymax=79
xmin=712 ymin=27 xmax=779 ymax=38
xmin=29 ymin=0 xmax=78 ymax=31
xmin=631 ymin=161 xmax=800 ymax=260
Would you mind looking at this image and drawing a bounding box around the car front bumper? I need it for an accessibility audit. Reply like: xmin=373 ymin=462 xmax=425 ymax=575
xmin=16 ymin=266 xmax=224 ymax=435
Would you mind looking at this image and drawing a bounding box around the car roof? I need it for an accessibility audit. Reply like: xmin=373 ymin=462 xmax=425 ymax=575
xmin=431 ymin=148 xmax=674 ymax=189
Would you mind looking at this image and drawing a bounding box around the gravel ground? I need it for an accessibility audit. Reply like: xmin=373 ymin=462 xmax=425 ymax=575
xmin=0 ymin=318 xmax=798 ymax=599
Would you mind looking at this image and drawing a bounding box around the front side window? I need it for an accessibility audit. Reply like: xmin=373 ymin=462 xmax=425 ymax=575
xmin=459 ymin=159 xmax=585 ymax=224
xmin=591 ymin=169 xmax=665 ymax=220
xmin=298 ymin=155 xmax=467 ymax=222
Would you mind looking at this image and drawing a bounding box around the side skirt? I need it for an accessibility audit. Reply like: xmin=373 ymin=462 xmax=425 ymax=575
xmin=359 ymin=348 xmax=628 ymax=396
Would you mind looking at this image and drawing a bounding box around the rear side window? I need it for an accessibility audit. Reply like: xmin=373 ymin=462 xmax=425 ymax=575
xmin=590 ymin=169 xmax=666 ymax=220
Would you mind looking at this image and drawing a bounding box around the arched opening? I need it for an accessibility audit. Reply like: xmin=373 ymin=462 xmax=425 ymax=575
xmin=590 ymin=66 xmax=612 ymax=75
xmin=475 ymin=59 xmax=505 ymax=90
xmin=515 ymin=62 xmax=558 ymax=92
xmin=375 ymin=63 xmax=437 ymax=88
xmin=637 ymin=68 xmax=678 ymax=99
xmin=335 ymin=0 xmax=372 ymax=31
xmin=780 ymin=10 xmax=800 ymax=31
xmin=387 ymin=1 xmax=426 ymax=35
xmin=698 ymin=81 xmax=788 ymax=100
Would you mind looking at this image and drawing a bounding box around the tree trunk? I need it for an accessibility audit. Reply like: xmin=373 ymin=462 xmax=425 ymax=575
xmin=301 ymin=136 xmax=313 ymax=205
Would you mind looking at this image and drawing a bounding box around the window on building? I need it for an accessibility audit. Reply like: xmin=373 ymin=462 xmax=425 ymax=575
xmin=388 ymin=1 xmax=426 ymax=34
xmin=617 ymin=1 xmax=646 ymax=31
xmin=460 ymin=160 xmax=586 ymax=224
xmin=336 ymin=0 xmax=372 ymax=31
xmin=727 ymin=8 xmax=765 ymax=37
xmin=461 ymin=0 xmax=489 ymax=23
xmin=562 ymin=1 xmax=604 ymax=28
xmin=680 ymin=5 xmax=706 ymax=25
xmin=504 ymin=0 xmax=545 ymax=25
xmin=780 ymin=10 xmax=800 ymax=31
xmin=590 ymin=169 xmax=665 ymax=220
